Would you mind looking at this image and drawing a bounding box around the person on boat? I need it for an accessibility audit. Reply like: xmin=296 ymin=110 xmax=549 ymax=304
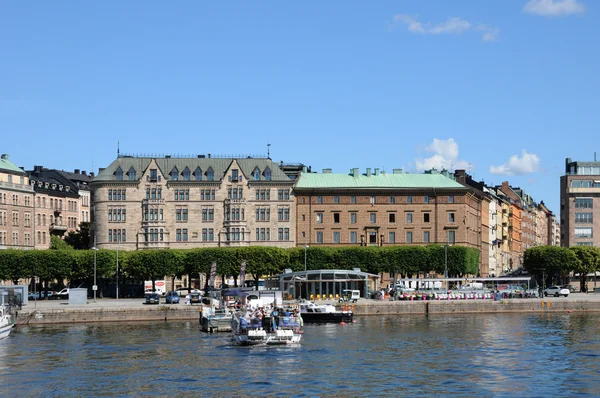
xmin=294 ymin=309 xmax=303 ymax=329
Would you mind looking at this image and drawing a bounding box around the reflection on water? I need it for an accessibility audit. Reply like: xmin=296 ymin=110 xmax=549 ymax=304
xmin=1 ymin=313 xmax=599 ymax=396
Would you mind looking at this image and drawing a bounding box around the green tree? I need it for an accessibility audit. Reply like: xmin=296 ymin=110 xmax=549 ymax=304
xmin=64 ymin=222 xmax=91 ymax=249
xmin=569 ymin=246 xmax=600 ymax=292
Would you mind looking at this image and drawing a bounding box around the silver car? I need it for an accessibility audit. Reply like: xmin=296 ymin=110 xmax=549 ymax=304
xmin=544 ymin=286 xmax=569 ymax=297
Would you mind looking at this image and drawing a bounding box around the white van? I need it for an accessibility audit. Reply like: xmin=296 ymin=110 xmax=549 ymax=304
xmin=340 ymin=290 xmax=360 ymax=303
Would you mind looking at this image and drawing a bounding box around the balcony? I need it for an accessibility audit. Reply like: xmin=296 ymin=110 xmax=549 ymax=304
xmin=143 ymin=199 xmax=165 ymax=205
xmin=53 ymin=206 xmax=62 ymax=214
xmin=225 ymin=198 xmax=246 ymax=204
xmin=49 ymin=223 xmax=67 ymax=232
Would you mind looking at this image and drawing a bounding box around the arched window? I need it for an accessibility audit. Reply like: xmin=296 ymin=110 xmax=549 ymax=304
xmin=194 ymin=167 xmax=202 ymax=181
xmin=207 ymin=167 xmax=214 ymax=181
xmin=128 ymin=167 xmax=136 ymax=180
xmin=264 ymin=167 xmax=271 ymax=181
xmin=253 ymin=168 xmax=261 ymax=181
xmin=183 ymin=167 xmax=191 ymax=181
xmin=115 ymin=167 xmax=123 ymax=181
xmin=171 ymin=167 xmax=179 ymax=181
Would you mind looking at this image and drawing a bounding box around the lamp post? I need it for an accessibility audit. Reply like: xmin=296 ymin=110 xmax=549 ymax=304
xmin=304 ymin=245 xmax=309 ymax=272
xmin=116 ymin=233 xmax=120 ymax=300
xmin=444 ymin=244 xmax=452 ymax=289
xmin=92 ymin=246 xmax=98 ymax=303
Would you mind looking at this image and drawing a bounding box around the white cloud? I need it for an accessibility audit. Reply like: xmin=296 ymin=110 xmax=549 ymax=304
xmin=477 ymin=25 xmax=500 ymax=42
xmin=489 ymin=150 xmax=541 ymax=175
xmin=393 ymin=15 xmax=471 ymax=35
xmin=523 ymin=0 xmax=585 ymax=16
xmin=393 ymin=14 xmax=498 ymax=41
xmin=415 ymin=138 xmax=471 ymax=172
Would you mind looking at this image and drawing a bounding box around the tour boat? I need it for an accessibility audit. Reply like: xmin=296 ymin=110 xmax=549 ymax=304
xmin=298 ymin=302 xmax=353 ymax=323
xmin=0 ymin=305 xmax=14 ymax=340
xmin=230 ymin=310 xmax=302 ymax=346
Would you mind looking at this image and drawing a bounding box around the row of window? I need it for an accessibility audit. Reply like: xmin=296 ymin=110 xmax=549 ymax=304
xmin=144 ymin=208 xmax=163 ymax=222
xmin=571 ymin=180 xmax=600 ymax=188
xmin=120 ymin=167 xmax=276 ymax=182
xmin=108 ymin=189 xmax=127 ymax=201
xmin=312 ymin=230 xmax=456 ymax=244
xmin=227 ymin=188 xmax=244 ymax=200
xmin=314 ymin=211 xmax=456 ymax=224
xmin=174 ymin=189 xmax=190 ymax=201
xmin=108 ymin=229 xmax=126 ymax=242
xmin=5 ymin=175 xmax=25 ymax=185
xmin=575 ymin=212 xmax=593 ymax=223
xmin=575 ymin=227 xmax=593 ymax=239
xmin=575 ymin=198 xmax=593 ymax=209
xmin=145 ymin=187 xmax=162 ymax=200
xmin=109 ymin=208 xmax=126 ymax=222
xmin=306 ymin=195 xmax=455 ymax=205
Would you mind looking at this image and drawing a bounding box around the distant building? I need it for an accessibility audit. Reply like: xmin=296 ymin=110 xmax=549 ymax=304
xmin=90 ymin=154 xmax=295 ymax=250
xmin=0 ymin=154 xmax=34 ymax=249
xmin=26 ymin=166 xmax=93 ymax=249
xmin=294 ymin=167 xmax=484 ymax=270
xmin=560 ymin=157 xmax=600 ymax=247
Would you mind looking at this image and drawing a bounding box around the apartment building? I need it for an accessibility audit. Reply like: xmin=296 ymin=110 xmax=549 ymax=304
xmin=26 ymin=166 xmax=90 ymax=249
xmin=0 ymin=154 xmax=35 ymax=249
xmin=294 ymin=167 xmax=483 ymax=256
xmin=560 ymin=157 xmax=600 ymax=247
xmin=90 ymin=155 xmax=295 ymax=250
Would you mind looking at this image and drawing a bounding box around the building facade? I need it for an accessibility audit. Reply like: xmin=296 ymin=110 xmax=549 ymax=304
xmin=27 ymin=166 xmax=92 ymax=249
xmin=0 ymin=154 xmax=35 ymax=249
xmin=560 ymin=157 xmax=600 ymax=247
xmin=294 ymin=168 xmax=484 ymax=265
xmin=90 ymin=155 xmax=296 ymax=250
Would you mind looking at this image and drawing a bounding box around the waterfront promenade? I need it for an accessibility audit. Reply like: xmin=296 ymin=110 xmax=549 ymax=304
xmin=11 ymin=292 xmax=600 ymax=325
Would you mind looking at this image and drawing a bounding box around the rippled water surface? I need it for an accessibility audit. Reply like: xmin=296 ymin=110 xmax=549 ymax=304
xmin=1 ymin=313 xmax=599 ymax=396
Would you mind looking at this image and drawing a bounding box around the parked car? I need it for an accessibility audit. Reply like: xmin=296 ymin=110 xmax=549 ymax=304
xmin=145 ymin=293 xmax=161 ymax=305
xmin=175 ymin=287 xmax=201 ymax=296
xmin=55 ymin=288 xmax=69 ymax=299
xmin=28 ymin=291 xmax=41 ymax=300
xmin=165 ymin=291 xmax=180 ymax=304
xmin=190 ymin=292 xmax=201 ymax=304
xmin=561 ymin=285 xmax=577 ymax=293
xmin=544 ymin=286 xmax=570 ymax=297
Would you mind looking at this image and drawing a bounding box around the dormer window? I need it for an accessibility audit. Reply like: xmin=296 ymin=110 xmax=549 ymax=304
xmin=183 ymin=167 xmax=191 ymax=181
xmin=207 ymin=167 xmax=214 ymax=181
xmin=59 ymin=185 xmax=63 ymax=191
xmin=194 ymin=167 xmax=202 ymax=181
xmin=115 ymin=167 xmax=123 ymax=181
xmin=65 ymin=186 xmax=70 ymax=192
xmin=264 ymin=167 xmax=271 ymax=181
xmin=171 ymin=167 xmax=179 ymax=181
xmin=128 ymin=167 xmax=136 ymax=181
xmin=51 ymin=183 xmax=57 ymax=189
xmin=253 ymin=168 xmax=261 ymax=181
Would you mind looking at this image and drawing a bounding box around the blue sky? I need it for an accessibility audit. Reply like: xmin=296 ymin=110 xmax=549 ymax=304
xmin=1 ymin=0 xmax=598 ymax=212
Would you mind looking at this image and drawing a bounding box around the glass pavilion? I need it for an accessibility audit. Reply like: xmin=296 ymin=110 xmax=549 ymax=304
xmin=277 ymin=269 xmax=379 ymax=300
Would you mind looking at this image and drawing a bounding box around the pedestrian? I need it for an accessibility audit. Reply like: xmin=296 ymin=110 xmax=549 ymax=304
xmin=186 ymin=293 xmax=191 ymax=305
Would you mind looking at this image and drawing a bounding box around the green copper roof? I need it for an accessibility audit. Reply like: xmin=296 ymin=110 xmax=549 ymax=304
xmin=0 ymin=154 xmax=26 ymax=175
xmin=295 ymin=172 xmax=466 ymax=189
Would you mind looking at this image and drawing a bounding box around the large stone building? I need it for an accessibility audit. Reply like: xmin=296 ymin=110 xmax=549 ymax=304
xmin=294 ymin=167 xmax=485 ymax=270
xmin=90 ymin=155 xmax=296 ymax=250
xmin=27 ymin=166 xmax=93 ymax=249
xmin=0 ymin=154 xmax=35 ymax=249
xmin=560 ymin=157 xmax=600 ymax=247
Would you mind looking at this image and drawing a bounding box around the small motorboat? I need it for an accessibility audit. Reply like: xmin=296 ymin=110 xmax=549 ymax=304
xmin=231 ymin=309 xmax=302 ymax=346
xmin=0 ymin=305 xmax=14 ymax=340
xmin=298 ymin=302 xmax=353 ymax=323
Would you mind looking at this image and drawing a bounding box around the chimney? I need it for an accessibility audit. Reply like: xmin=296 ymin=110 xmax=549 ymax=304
xmin=393 ymin=169 xmax=402 ymax=174
xmin=302 ymin=166 xmax=307 ymax=173
xmin=99 ymin=168 xmax=105 ymax=173
xmin=454 ymin=169 xmax=466 ymax=184
xmin=1 ymin=154 xmax=8 ymax=160
xmin=90 ymin=172 xmax=95 ymax=178
xmin=74 ymin=169 xmax=80 ymax=174
xmin=34 ymin=165 xmax=43 ymax=173
xmin=366 ymin=168 xmax=371 ymax=177
xmin=165 ymin=155 xmax=171 ymax=159
xmin=322 ymin=168 xmax=332 ymax=174
xmin=374 ymin=168 xmax=380 ymax=176
xmin=82 ymin=171 xmax=87 ymax=176
xmin=208 ymin=153 xmax=211 ymax=159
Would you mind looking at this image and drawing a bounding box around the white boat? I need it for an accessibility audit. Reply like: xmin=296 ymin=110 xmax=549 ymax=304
xmin=200 ymin=306 xmax=233 ymax=333
xmin=299 ymin=301 xmax=353 ymax=323
xmin=230 ymin=310 xmax=302 ymax=346
xmin=0 ymin=305 xmax=14 ymax=340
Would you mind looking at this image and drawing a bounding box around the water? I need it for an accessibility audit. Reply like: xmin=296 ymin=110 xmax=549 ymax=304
xmin=1 ymin=313 xmax=599 ymax=397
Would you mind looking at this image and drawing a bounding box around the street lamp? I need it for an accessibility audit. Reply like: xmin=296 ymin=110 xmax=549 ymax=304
xmin=444 ymin=244 xmax=452 ymax=289
xmin=116 ymin=233 xmax=120 ymax=300
xmin=304 ymin=245 xmax=309 ymax=272
xmin=92 ymin=246 xmax=98 ymax=303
